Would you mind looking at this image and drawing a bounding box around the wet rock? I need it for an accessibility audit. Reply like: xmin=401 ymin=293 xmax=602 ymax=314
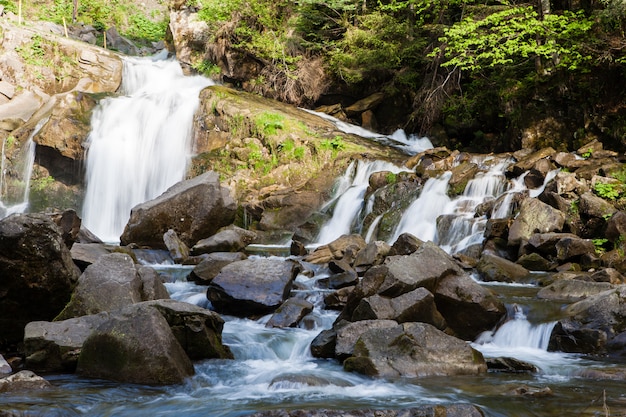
xmin=549 ymin=286 xmax=626 ymax=354
xmin=163 ymin=229 xmax=190 ymax=263
xmin=49 ymin=209 xmax=82 ymax=249
xmin=242 ymin=404 xmax=485 ymax=417
xmin=0 ymin=355 xmax=12 ymax=374
xmin=304 ymin=234 xmax=367 ymax=264
xmin=143 ymin=299 xmax=233 ymax=360
xmin=509 ymin=385 xmax=553 ymax=397
xmin=351 ymin=288 xmax=446 ymax=330
xmin=555 ymin=236 xmax=595 ymax=261
xmin=137 ymin=266 xmax=171 ymax=301
xmin=24 ymin=313 xmax=109 ymax=372
xmin=56 ymin=253 xmax=169 ymax=320
xmin=0 ymin=371 xmax=51 ymax=393
xmin=508 ymin=198 xmax=566 ymax=246
xmin=507 ymin=147 xmax=556 ymax=177
xmin=0 ymin=213 xmax=80 ymax=346
xmin=323 ymin=286 xmax=354 ymax=311
xmin=191 ymin=225 xmax=257 ymax=255
xmin=486 ymin=357 xmax=538 ymax=373
xmin=335 ymin=319 xmax=398 ymax=360
xmin=310 ymin=327 xmax=339 ymax=358
xmin=207 ymin=258 xmax=300 ymax=317
xmin=448 ymin=162 xmax=480 ymax=195
xmin=77 ymin=304 xmax=194 ymax=385
xmin=526 ymin=232 xmax=580 ymax=258
xmin=516 ymin=252 xmax=555 ymax=271
xmin=477 ymin=253 xmax=529 ymax=283
xmin=434 ymin=274 xmax=507 ymax=340
xmin=390 ymin=232 xmax=424 ymax=255
xmin=266 ymin=297 xmax=314 ymax=328
xmin=378 ymin=241 xmax=464 ymax=296
xmin=70 ymin=243 xmax=112 ymax=270
xmin=579 ymin=191 xmax=617 ymax=219
xmin=317 ymin=270 xmax=358 ymax=289
xmin=343 ymin=322 xmax=487 ymax=378
xmin=591 ymin=268 xmax=625 ymax=284
xmin=120 ymin=171 xmax=236 ymax=248
xmin=353 ymin=241 xmax=392 ymax=271
xmin=537 ymin=279 xmax=614 ymax=302
xmin=188 ymin=252 xmax=247 ymax=283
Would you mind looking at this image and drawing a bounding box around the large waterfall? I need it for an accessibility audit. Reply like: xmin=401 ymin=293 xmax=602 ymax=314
xmin=81 ymin=52 xmax=213 ymax=242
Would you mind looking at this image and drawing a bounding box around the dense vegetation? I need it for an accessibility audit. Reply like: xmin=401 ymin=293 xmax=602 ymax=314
xmin=11 ymin=0 xmax=626 ymax=151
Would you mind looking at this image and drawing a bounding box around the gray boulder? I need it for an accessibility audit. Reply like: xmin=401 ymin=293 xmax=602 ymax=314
xmin=343 ymin=322 xmax=487 ymax=378
xmin=56 ymin=253 xmax=169 ymax=320
xmin=477 ymin=253 xmax=529 ymax=283
xmin=191 ymin=225 xmax=257 ymax=255
xmin=120 ymin=171 xmax=236 ymax=248
xmin=378 ymin=241 xmax=463 ymax=296
xmin=0 ymin=213 xmax=80 ymax=346
xmin=508 ymin=198 xmax=566 ymax=246
xmin=537 ymin=279 xmax=615 ymax=302
xmin=207 ymin=258 xmax=300 ymax=316
xmin=266 ymin=297 xmax=314 ymax=328
xmin=0 ymin=370 xmax=51 ymax=393
xmin=143 ymin=299 xmax=233 ymax=360
xmin=351 ymin=288 xmax=446 ymax=330
xmin=70 ymin=242 xmax=112 ymax=270
xmin=434 ymin=274 xmax=507 ymax=340
xmin=549 ymin=286 xmax=626 ymax=355
xmin=24 ymin=313 xmax=109 ymax=372
xmin=188 ymin=252 xmax=248 ymax=283
xmin=335 ymin=320 xmax=398 ymax=360
xmin=76 ymin=304 xmax=194 ymax=385
xmin=163 ymin=229 xmax=190 ymax=263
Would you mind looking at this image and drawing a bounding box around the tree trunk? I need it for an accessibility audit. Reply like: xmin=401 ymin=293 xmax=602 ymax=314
xmin=73 ymin=0 xmax=78 ymax=23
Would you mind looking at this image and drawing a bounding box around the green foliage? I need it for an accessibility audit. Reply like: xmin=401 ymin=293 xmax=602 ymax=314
xmin=433 ymin=7 xmax=594 ymax=73
xmin=0 ymin=0 xmax=17 ymax=13
xmin=198 ymin=0 xmax=243 ymax=23
xmin=581 ymin=148 xmax=594 ymax=158
xmin=254 ymin=112 xmax=285 ymax=137
xmin=124 ymin=14 xmax=168 ymax=42
xmin=319 ymin=136 xmax=346 ymax=157
xmin=385 ymin=172 xmax=398 ymax=184
xmin=31 ymin=175 xmax=55 ymax=192
xmin=192 ymin=60 xmax=222 ymax=77
xmin=593 ymin=238 xmax=609 ymax=254
xmin=594 ymin=181 xmax=623 ymax=200
xmin=16 ymin=35 xmax=49 ymax=67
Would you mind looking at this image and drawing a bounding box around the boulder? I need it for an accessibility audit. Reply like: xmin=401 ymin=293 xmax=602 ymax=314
xmin=323 ymin=286 xmax=353 ymax=311
xmin=69 ymin=243 xmax=112 ymax=270
xmin=56 ymin=253 xmax=168 ymax=320
xmin=606 ymin=211 xmax=626 ymax=242
xmin=378 ymin=241 xmax=464 ymax=296
xmin=0 ymin=355 xmax=11 ymax=375
xmin=0 ymin=371 xmax=51 ymax=393
xmin=49 ymin=209 xmax=82 ymax=249
xmin=477 ymin=253 xmax=529 ymax=283
xmin=526 ymin=232 xmax=580 ymax=257
xmin=304 ymin=234 xmax=367 ymax=264
xmin=549 ymin=287 xmax=626 ymax=355
xmin=507 ymin=147 xmax=556 ymax=177
xmin=207 ymin=258 xmax=300 ymax=317
xmin=191 ymin=225 xmax=257 ymax=255
xmin=76 ymin=304 xmax=194 ymax=385
xmin=351 ymin=288 xmax=447 ymax=330
xmin=317 ymin=270 xmax=358 ymax=289
xmin=508 ymin=198 xmax=566 ymax=246
xmin=579 ymin=191 xmax=617 ymax=219
xmin=143 ymin=299 xmax=233 ymax=360
xmin=188 ymin=252 xmax=248 ymax=283
xmin=390 ymin=232 xmax=424 ymax=255
xmin=163 ymin=229 xmax=190 ymax=263
xmin=434 ymin=274 xmax=507 ymax=340
xmin=555 ymin=236 xmax=596 ymax=261
xmin=335 ymin=319 xmax=398 ymax=360
xmin=24 ymin=313 xmax=109 ymax=372
xmin=0 ymin=213 xmax=80 ymax=346
xmin=516 ymin=253 xmax=555 ymax=271
xmin=120 ymin=171 xmax=236 ymax=248
xmin=447 ymin=162 xmax=479 ymax=195
xmin=537 ymin=279 xmax=615 ymax=302
xmin=353 ymin=240 xmax=392 ymax=271
xmin=343 ymin=322 xmax=487 ymax=378
xmin=266 ymin=297 xmax=314 ymax=328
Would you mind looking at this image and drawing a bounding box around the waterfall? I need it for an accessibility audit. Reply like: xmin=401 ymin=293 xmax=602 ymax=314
xmin=314 ymin=160 xmax=409 ymax=246
xmin=81 ymin=53 xmax=213 ymax=242
xmin=0 ymin=118 xmax=44 ymax=218
xmin=389 ymin=172 xmax=453 ymax=244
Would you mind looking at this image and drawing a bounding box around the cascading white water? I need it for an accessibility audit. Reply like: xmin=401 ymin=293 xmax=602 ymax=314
xmin=0 ymin=118 xmax=45 ymax=218
xmin=314 ymin=160 xmax=410 ymax=246
xmin=81 ymin=52 xmax=213 ymax=242
xmin=389 ymin=171 xmax=453 ymax=244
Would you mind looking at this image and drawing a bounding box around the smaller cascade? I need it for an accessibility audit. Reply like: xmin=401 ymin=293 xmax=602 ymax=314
xmin=0 ymin=118 xmax=46 ymax=218
xmin=314 ymin=160 xmax=409 ymax=246
xmin=389 ymin=171 xmax=453 ymax=244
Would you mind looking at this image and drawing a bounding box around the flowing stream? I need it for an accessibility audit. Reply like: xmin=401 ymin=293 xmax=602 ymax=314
xmin=4 ymin=59 xmax=626 ymax=416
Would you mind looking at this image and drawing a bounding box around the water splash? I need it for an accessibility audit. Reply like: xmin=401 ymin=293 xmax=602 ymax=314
xmin=81 ymin=54 xmax=213 ymax=242
xmin=314 ymin=160 xmax=409 ymax=246
xmin=0 ymin=118 xmax=46 ymax=218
